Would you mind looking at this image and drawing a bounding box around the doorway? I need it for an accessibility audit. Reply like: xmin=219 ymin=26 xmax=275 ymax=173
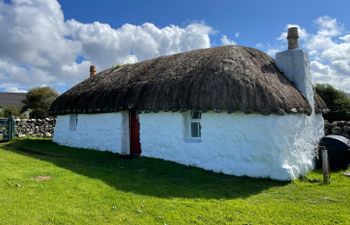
xmin=129 ymin=110 xmax=141 ymax=156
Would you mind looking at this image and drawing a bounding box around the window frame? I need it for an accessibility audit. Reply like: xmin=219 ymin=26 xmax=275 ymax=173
xmin=188 ymin=111 xmax=202 ymax=140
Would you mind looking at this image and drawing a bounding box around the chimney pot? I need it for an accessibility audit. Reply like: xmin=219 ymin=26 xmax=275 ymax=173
xmin=287 ymin=27 xmax=299 ymax=50
xmin=90 ymin=65 xmax=96 ymax=77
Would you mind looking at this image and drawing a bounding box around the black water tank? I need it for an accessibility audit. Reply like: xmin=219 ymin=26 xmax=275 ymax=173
xmin=318 ymin=135 xmax=350 ymax=169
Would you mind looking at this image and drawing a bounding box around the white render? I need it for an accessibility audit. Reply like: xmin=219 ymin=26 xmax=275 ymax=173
xmin=139 ymin=111 xmax=324 ymax=180
xmin=53 ymin=110 xmax=324 ymax=180
xmin=276 ymin=49 xmax=314 ymax=107
xmin=53 ymin=112 xmax=130 ymax=154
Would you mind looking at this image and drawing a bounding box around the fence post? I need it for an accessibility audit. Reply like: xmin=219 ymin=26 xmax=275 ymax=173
xmin=321 ymin=146 xmax=330 ymax=184
xmin=8 ymin=116 xmax=16 ymax=140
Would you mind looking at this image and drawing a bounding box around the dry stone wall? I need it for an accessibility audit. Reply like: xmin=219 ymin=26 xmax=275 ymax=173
xmin=15 ymin=118 xmax=55 ymax=138
xmin=324 ymin=120 xmax=350 ymax=138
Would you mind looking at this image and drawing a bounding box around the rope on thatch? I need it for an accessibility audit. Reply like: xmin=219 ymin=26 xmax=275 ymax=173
xmin=50 ymin=45 xmax=328 ymax=115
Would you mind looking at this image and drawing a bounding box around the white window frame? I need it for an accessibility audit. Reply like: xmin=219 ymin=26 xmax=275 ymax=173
xmin=188 ymin=111 xmax=202 ymax=140
xmin=69 ymin=114 xmax=78 ymax=131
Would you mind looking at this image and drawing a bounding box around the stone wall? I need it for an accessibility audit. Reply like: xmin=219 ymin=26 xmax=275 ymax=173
xmin=324 ymin=120 xmax=350 ymax=138
xmin=15 ymin=118 xmax=55 ymax=138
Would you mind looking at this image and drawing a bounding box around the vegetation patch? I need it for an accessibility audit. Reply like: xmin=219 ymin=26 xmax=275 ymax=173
xmin=0 ymin=138 xmax=349 ymax=225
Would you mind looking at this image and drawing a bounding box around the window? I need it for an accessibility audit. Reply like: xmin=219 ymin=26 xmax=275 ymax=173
xmin=69 ymin=114 xmax=78 ymax=131
xmin=189 ymin=111 xmax=201 ymax=139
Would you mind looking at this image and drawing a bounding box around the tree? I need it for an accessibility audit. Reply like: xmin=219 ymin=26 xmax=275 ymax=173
xmin=22 ymin=87 xmax=59 ymax=118
xmin=315 ymin=84 xmax=350 ymax=121
xmin=1 ymin=105 xmax=21 ymax=118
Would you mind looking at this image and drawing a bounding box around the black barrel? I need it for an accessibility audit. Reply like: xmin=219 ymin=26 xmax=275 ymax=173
xmin=318 ymin=135 xmax=350 ymax=169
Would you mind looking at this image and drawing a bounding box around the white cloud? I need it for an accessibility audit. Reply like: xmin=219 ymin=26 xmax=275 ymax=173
xmin=0 ymin=82 xmax=27 ymax=93
xmin=221 ymin=35 xmax=237 ymax=45
xmin=315 ymin=16 xmax=343 ymax=37
xmin=340 ymin=34 xmax=350 ymax=43
xmin=66 ymin=20 xmax=213 ymax=69
xmin=0 ymin=0 xmax=213 ymax=92
xmin=266 ymin=48 xmax=282 ymax=57
xmin=306 ymin=16 xmax=350 ymax=92
xmin=304 ymin=16 xmax=344 ymax=56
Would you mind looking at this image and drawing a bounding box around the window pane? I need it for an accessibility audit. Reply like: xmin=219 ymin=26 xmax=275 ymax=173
xmin=191 ymin=122 xmax=201 ymax=138
xmin=191 ymin=111 xmax=201 ymax=119
xmin=191 ymin=122 xmax=198 ymax=137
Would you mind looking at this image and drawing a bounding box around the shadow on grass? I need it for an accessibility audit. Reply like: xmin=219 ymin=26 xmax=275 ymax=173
xmin=2 ymin=138 xmax=287 ymax=199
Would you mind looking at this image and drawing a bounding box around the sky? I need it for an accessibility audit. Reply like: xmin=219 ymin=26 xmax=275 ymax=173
xmin=0 ymin=0 xmax=350 ymax=93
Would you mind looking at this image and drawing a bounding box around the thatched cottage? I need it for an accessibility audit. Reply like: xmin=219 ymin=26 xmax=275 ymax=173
xmin=50 ymin=27 xmax=328 ymax=180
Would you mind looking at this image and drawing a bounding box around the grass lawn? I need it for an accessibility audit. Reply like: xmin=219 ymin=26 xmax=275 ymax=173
xmin=0 ymin=139 xmax=349 ymax=225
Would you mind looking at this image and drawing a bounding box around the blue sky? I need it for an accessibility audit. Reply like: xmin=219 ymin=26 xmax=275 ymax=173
xmin=59 ymin=0 xmax=350 ymax=47
xmin=0 ymin=0 xmax=350 ymax=93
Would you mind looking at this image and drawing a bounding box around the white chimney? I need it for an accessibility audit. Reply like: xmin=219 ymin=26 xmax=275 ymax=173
xmin=275 ymin=27 xmax=314 ymax=111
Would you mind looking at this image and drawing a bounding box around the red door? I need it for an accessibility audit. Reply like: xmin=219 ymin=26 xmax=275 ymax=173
xmin=129 ymin=110 xmax=141 ymax=156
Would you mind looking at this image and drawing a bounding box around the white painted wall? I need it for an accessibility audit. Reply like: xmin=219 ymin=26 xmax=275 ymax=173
xmin=276 ymin=49 xmax=315 ymax=108
xmin=53 ymin=112 xmax=129 ymax=154
xmin=53 ymin=110 xmax=324 ymax=181
xmin=140 ymin=111 xmax=324 ymax=180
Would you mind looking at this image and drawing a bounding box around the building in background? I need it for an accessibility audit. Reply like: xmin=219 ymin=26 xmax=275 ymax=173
xmin=0 ymin=92 xmax=26 ymax=116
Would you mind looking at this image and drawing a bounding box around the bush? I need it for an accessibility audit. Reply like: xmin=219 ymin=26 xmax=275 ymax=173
xmin=22 ymin=87 xmax=59 ymax=118
xmin=1 ymin=105 xmax=21 ymax=118
xmin=315 ymin=84 xmax=350 ymax=121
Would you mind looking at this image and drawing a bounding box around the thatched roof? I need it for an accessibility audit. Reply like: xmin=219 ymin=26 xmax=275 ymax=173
xmin=50 ymin=45 xmax=328 ymax=115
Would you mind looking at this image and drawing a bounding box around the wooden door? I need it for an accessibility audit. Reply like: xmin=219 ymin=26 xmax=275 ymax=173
xmin=129 ymin=110 xmax=141 ymax=156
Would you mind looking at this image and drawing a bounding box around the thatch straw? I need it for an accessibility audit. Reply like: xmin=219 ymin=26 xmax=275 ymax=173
xmin=50 ymin=45 xmax=327 ymax=115
xmin=314 ymin=93 xmax=328 ymax=113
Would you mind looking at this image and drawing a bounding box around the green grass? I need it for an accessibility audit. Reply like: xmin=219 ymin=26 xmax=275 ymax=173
xmin=0 ymin=139 xmax=349 ymax=225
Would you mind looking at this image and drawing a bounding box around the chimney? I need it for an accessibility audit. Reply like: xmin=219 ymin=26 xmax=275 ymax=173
xmin=275 ymin=27 xmax=315 ymax=111
xmin=90 ymin=65 xmax=96 ymax=77
xmin=287 ymin=27 xmax=299 ymax=50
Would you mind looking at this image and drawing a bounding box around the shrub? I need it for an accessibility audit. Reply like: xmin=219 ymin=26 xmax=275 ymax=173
xmin=22 ymin=87 xmax=59 ymax=118
xmin=315 ymin=84 xmax=350 ymax=121
xmin=1 ymin=105 xmax=21 ymax=118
